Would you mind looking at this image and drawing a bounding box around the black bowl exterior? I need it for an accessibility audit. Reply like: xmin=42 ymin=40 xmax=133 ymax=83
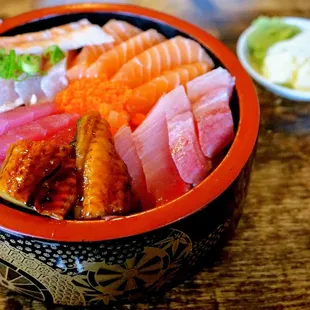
xmin=0 ymin=151 xmax=254 ymax=306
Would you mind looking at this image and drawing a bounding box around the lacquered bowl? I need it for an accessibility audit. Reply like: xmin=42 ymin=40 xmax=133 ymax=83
xmin=0 ymin=4 xmax=259 ymax=307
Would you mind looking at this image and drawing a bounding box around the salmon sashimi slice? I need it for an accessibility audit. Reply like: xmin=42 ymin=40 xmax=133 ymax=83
xmin=133 ymin=92 xmax=189 ymax=205
xmin=67 ymin=20 xmax=142 ymax=80
xmin=0 ymin=113 xmax=79 ymax=161
xmin=86 ymin=29 xmax=166 ymax=79
xmin=114 ymin=125 xmax=153 ymax=210
xmin=0 ymin=102 xmax=56 ymax=135
xmin=189 ymin=68 xmax=235 ymax=158
xmin=126 ymin=62 xmax=212 ymax=114
xmin=0 ymin=19 xmax=114 ymax=54
xmin=112 ymin=36 xmax=214 ymax=88
xmin=165 ymin=86 xmax=212 ymax=184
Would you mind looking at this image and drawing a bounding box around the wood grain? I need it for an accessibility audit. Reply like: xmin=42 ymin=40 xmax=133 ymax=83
xmin=1 ymin=0 xmax=310 ymax=309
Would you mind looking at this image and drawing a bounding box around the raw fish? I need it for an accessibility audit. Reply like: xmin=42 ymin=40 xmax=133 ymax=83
xmin=165 ymin=86 xmax=212 ymax=184
xmin=186 ymin=67 xmax=235 ymax=102
xmin=86 ymin=29 xmax=165 ymax=78
xmin=0 ymin=102 xmax=56 ymax=135
xmin=133 ymin=92 xmax=189 ymax=205
xmin=0 ymin=58 xmax=68 ymax=112
xmin=188 ymin=68 xmax=235 ymax=158
xmin=0 ymin=113 xmax=79 ymax=161
xmin=112 ymin=36 xmax=214 ymax=88
xmin=114 ymin=125 xmax=152 ymax=210
xmin=41 ymin=58 xmax=68 ymax=100
xmin=0 ymin=19 xmax=114 ymax=54
xmin=0 ymin=79 xmax=18 ymax=112
xmin=126 ymin=62 xmax=212 ymax=115
xmin=67 ymin=19 xmax=142 ymax=80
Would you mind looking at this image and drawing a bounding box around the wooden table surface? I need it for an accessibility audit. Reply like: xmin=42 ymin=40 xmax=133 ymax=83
xmin=1 ymin=0 xmax=310 ymax=309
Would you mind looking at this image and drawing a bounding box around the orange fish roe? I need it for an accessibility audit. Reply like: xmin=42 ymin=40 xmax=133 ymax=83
xmin=131 ymin=113 xmax=146 ymax=127
xmin=55 ymin=77 xmax=134 ymax=133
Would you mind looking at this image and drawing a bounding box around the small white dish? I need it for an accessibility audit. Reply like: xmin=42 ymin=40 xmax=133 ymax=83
xmin=237 ymin=17 xmax=310 ymax=101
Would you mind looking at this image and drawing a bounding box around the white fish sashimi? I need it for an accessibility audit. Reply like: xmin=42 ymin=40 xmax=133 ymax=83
xmin=0 ymin=19 xmax=92 ymax=45
xmin=0 ymin=19 xmax=114 ymax=54
xmin=15 ymin=76 xmax=46 ymax=103
xmin=41 ymin=58 xmax=68 ymax=100
xmin=0 ymin=57 xmax=68 ymax=113
xmin=0 ymin=79 xmax=18 ymax=110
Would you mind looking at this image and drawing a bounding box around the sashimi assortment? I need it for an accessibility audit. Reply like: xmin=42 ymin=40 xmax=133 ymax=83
xmin=0 ymin=18 xmax=236 ymax=221
xmin=67 ymin=19 xmax=142 ymax=80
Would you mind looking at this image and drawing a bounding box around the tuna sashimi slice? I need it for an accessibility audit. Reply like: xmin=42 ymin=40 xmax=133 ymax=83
xmin=0 ymin=113 xmax=79 ymax=160
xmin=46 ymin=124 xmax=77 ymax=145
xmin=0 ymin=120 xmax=8 ymax=135
xmin=36 ymin=113 xmax=79 ymax=138
xmin=114 ymin=125 xmax=153 ymax=210
xmin=133 ymin=92 xmax=189 ymax=205
xmin=0 ymin=135 xmax=21 ymax=159
xmin=0 ymin=124 xmax=47 ymax=160
xmin=190 ymin=68 xmax=235 ymax=158
xmin=0 ymin=102 xmax=56 ymax=135
xmin=165 ymin=86 xmax=212 ymax=184
xmin=186 ymin=67 xmax=235 ymax=102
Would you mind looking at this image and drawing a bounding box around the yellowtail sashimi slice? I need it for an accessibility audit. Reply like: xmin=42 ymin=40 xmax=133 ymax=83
xmin=188 ymin=67 xmax=236 ymax=158
xmin=114 ymin=125 xmax=153 ymax=210
xmin=67 ymin=20 xmax=142 ymax=80
xmin=133 ymin=92 xmax=190 ymax=205
xmin=86 ymin=29 xmax=166 ymax=79
xmin=112 ymin=36 xmax=214 ymax=88
xmin=165 ymin=86 xmax=212 ymax=184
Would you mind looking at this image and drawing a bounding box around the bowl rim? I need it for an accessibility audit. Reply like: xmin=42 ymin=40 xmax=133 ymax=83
xmin=236 ymin=16 xmax=310 ymax=102
xmin=0 ymin=3 xmax=260 ymax=242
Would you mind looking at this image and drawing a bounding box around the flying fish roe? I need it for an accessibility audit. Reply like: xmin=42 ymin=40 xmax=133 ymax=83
xmin=55 ymin=78 xmax=135 ymax=133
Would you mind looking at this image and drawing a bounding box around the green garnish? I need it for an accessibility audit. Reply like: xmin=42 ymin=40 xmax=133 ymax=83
xmin=247 ymin=16 xmax=301 ymax=68
xmin=20 ymin=54 xmax=41 ymax=75
xmin=0 ymin=45 xmax=65 ymax=80
xmin=43 ymin=45 xmax=65 ymax=65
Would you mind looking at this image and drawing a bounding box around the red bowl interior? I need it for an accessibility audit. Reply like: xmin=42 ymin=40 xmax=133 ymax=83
xmin=0 ymin=4 xmax=259 ymax=242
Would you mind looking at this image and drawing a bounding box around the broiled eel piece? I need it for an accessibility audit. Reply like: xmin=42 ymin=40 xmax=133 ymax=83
xmin=75 ymin=111 xmax=136 ymax=219
xmin=33 ymin=146 xmax=77 ymax=220
xmin=0 ymin=140 xmax=61 ymax=207
xmin=0 ymin=141 xmax=77 ymax=219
